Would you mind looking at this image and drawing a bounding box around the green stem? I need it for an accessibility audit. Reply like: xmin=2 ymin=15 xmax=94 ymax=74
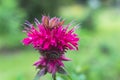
xmin=53 ymin=74 xmax=56 ymax=80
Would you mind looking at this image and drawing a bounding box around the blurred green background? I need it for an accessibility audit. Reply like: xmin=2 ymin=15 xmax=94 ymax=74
xmin=0 ymin=0 xmax=120 ymax=80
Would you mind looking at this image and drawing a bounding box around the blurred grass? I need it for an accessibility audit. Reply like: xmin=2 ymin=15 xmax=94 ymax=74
xmin=0 ymin=50 xmax=37 ymax=80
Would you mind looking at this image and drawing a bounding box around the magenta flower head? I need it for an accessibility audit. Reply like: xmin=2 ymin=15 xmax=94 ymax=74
xmin=22 ymin=16 xmax=79 ymax=80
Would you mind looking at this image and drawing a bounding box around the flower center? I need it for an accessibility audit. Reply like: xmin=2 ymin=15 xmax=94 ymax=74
xmin=45 ymin=51 xmax=60 ymax=59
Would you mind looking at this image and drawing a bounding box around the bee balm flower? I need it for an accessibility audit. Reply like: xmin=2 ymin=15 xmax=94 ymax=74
xmin=22 ymin=16 xmax=79 ymax=79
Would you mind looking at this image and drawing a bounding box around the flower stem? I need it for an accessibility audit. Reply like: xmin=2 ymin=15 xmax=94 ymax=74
xmin=53 ymin=74 xmax=56 ymax=80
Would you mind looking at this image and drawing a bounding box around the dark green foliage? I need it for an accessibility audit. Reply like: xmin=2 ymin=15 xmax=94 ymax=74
xmin=0 ymin=0 xmax=25 ymax=35
xmin=19 ymin=0 xmax=75 ymax=21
